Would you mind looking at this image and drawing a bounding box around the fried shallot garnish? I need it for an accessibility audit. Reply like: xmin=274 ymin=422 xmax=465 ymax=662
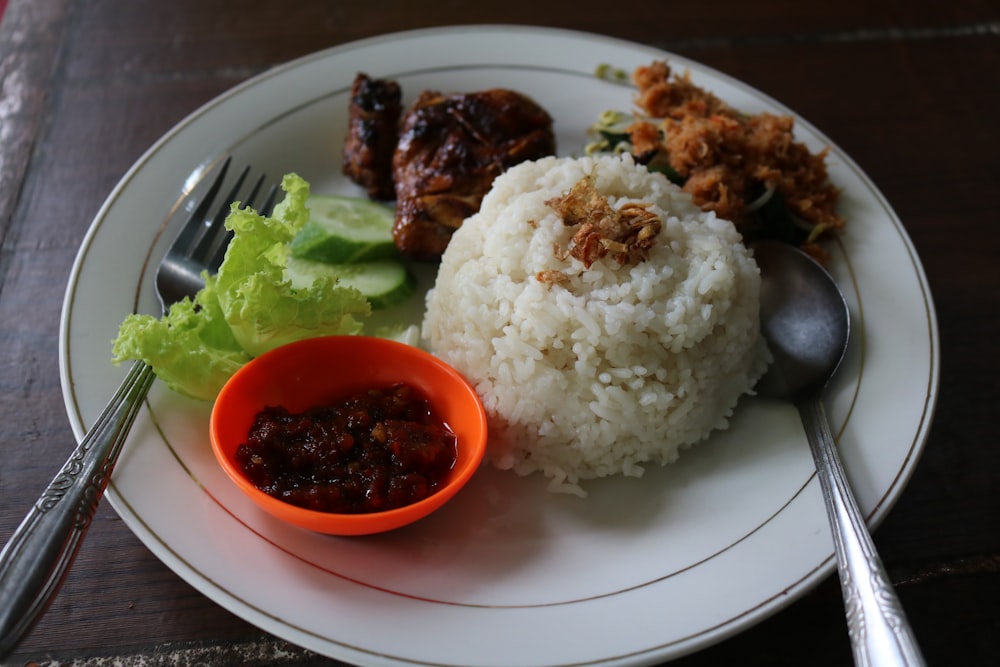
xmin=545 ymin=175 xmax=662 ymax=269
xmin=536 ymin=269 xmax=571 ymax=285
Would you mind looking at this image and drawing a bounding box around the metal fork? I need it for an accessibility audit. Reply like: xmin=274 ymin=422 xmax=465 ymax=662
xmin=0 ymin=158 xmax=278 ymax=659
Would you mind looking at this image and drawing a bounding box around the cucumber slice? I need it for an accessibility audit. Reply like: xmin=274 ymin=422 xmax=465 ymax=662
xmin=290 ymin=195 xmax=397 ymax=263
xmin=285 ymin=257 xmax=416 ymax=310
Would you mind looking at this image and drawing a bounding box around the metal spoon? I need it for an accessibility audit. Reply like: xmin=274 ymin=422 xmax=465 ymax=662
xmin=753 ymin=240 xmax=925 ymax=666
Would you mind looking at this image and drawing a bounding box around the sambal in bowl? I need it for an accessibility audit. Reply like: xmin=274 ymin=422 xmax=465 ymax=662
xmin=210 ymin=335 xmax=487 ymax=535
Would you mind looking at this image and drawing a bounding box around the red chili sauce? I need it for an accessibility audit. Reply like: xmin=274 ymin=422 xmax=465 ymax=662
xmin=235 ymin=383 xmax=457 ymax=514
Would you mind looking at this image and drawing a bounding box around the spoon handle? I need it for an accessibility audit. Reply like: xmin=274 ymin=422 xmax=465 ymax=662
xmin=0 ymin=361 xmax=155 ymax=659
xmin=798 ymin=398 xmax=926 ymax=666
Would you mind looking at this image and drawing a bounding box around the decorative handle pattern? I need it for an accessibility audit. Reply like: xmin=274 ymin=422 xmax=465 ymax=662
xmin=798 ymin=398 xmax=926 ymax=666
xmin=0 ymin=362 xmax=155 ymax=659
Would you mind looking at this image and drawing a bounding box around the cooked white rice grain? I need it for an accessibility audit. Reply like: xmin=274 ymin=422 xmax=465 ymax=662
xmin=422 ymin=154 xmax=770 ymax=496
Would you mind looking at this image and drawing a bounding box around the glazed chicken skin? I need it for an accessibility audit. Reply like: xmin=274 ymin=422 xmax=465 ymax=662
xmin=391 ymin=88 xmax=556 ymax=260
xmin=342 ymin=73 xmax=402 ymax=201
xmin=341 ymin=74 xmax=556 ymax=260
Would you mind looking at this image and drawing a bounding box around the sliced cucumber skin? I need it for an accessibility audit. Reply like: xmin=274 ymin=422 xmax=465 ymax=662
xmin=290 ymin=221 xmax=397 ymax=263
xmin=290 ymin=195 xmax=398 ymax=264
xmin=285 ymin=257 xmax=416 ymax=310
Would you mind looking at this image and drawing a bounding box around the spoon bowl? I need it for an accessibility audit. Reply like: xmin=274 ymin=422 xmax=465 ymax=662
xmin=754 ymin=240 xmax=851 ymax=400
xmin=753 ymin=240 xmax=925 ymax=666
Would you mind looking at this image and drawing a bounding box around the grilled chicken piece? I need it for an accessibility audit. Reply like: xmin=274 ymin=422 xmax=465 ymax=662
xmin=342 ymin=73 xmax=402 ymax=201
xmin=391 ymin=88 xmax=556 ymax=260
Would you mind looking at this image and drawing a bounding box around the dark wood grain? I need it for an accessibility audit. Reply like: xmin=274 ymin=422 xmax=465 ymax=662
xmin=1 ymin=0 xmax=998 ymax=665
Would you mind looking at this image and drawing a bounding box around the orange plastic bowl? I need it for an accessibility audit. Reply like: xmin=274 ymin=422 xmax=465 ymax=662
xmin=210 ymin=335 xmax=487 ymax=536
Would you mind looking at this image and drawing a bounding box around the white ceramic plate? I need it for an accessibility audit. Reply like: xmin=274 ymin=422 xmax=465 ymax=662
xmin=60 ymin=26 xmax=938 ymax=667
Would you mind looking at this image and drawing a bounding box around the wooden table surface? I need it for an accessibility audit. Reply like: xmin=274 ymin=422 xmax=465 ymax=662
xmin=1 ymin=1 xmax=998 ymax=665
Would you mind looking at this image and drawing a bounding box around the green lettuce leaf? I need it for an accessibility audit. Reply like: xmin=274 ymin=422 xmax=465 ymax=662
xmin=112 ymin=173 xmax=372 ymax=400
xmin=214 ymin=173 xmax=370 ymax=357
xmin=111 ymin=276 xmax=251 ymax=401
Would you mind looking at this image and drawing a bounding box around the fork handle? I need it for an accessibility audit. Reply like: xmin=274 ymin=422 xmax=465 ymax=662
xmin=0 ymin=361 xmax=155 ymax=659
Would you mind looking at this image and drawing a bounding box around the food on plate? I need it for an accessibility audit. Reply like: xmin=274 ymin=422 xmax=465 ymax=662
xmin=342 ymin=73 xmax=401 ymax=201
xmin=544 ymin=173 xmax=662 ymax=270
xmin=235 ymin=383 xmax=457 ymax=514
xmin=342 ymin=73 xmax=557 ymax=261
xmin=284 ymin=256 xmax=415 ymax=309
xmin=589 ymin=60 xmax=843 ymax=261
xmin=112 ymin=175 xmax=414 ymax=401
xmin=423 ymin=154 xmax=770 ymax=495
xmin=289 ymin=194 xmax=398 ymax=264
xmin=392 ymin=87 xmax=557 ymax=260
xmin=287 ymin=193 xmax=417 ymax=308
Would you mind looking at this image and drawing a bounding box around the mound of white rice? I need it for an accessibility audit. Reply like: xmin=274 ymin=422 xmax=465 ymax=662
xmin=422 ymin=154 xmax=769 ymax=495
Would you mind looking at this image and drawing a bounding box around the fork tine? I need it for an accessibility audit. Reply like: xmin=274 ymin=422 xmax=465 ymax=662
xmin=202 ymin=171 xmax=280 ymax=271
xmin=242 ymin=172 xmax=266 ymax=209
xmin=259 ymin=183 xmax=279 ymax=217
xmin=192 ymin=165 xmax=249 ymax=264
xmin=197 ymin=167 xmax=250 ymax=270
xmin=170 ymin=156 xmax=232 ymax=256
xmin=156 ymin=159 xmax=280 ymax=313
